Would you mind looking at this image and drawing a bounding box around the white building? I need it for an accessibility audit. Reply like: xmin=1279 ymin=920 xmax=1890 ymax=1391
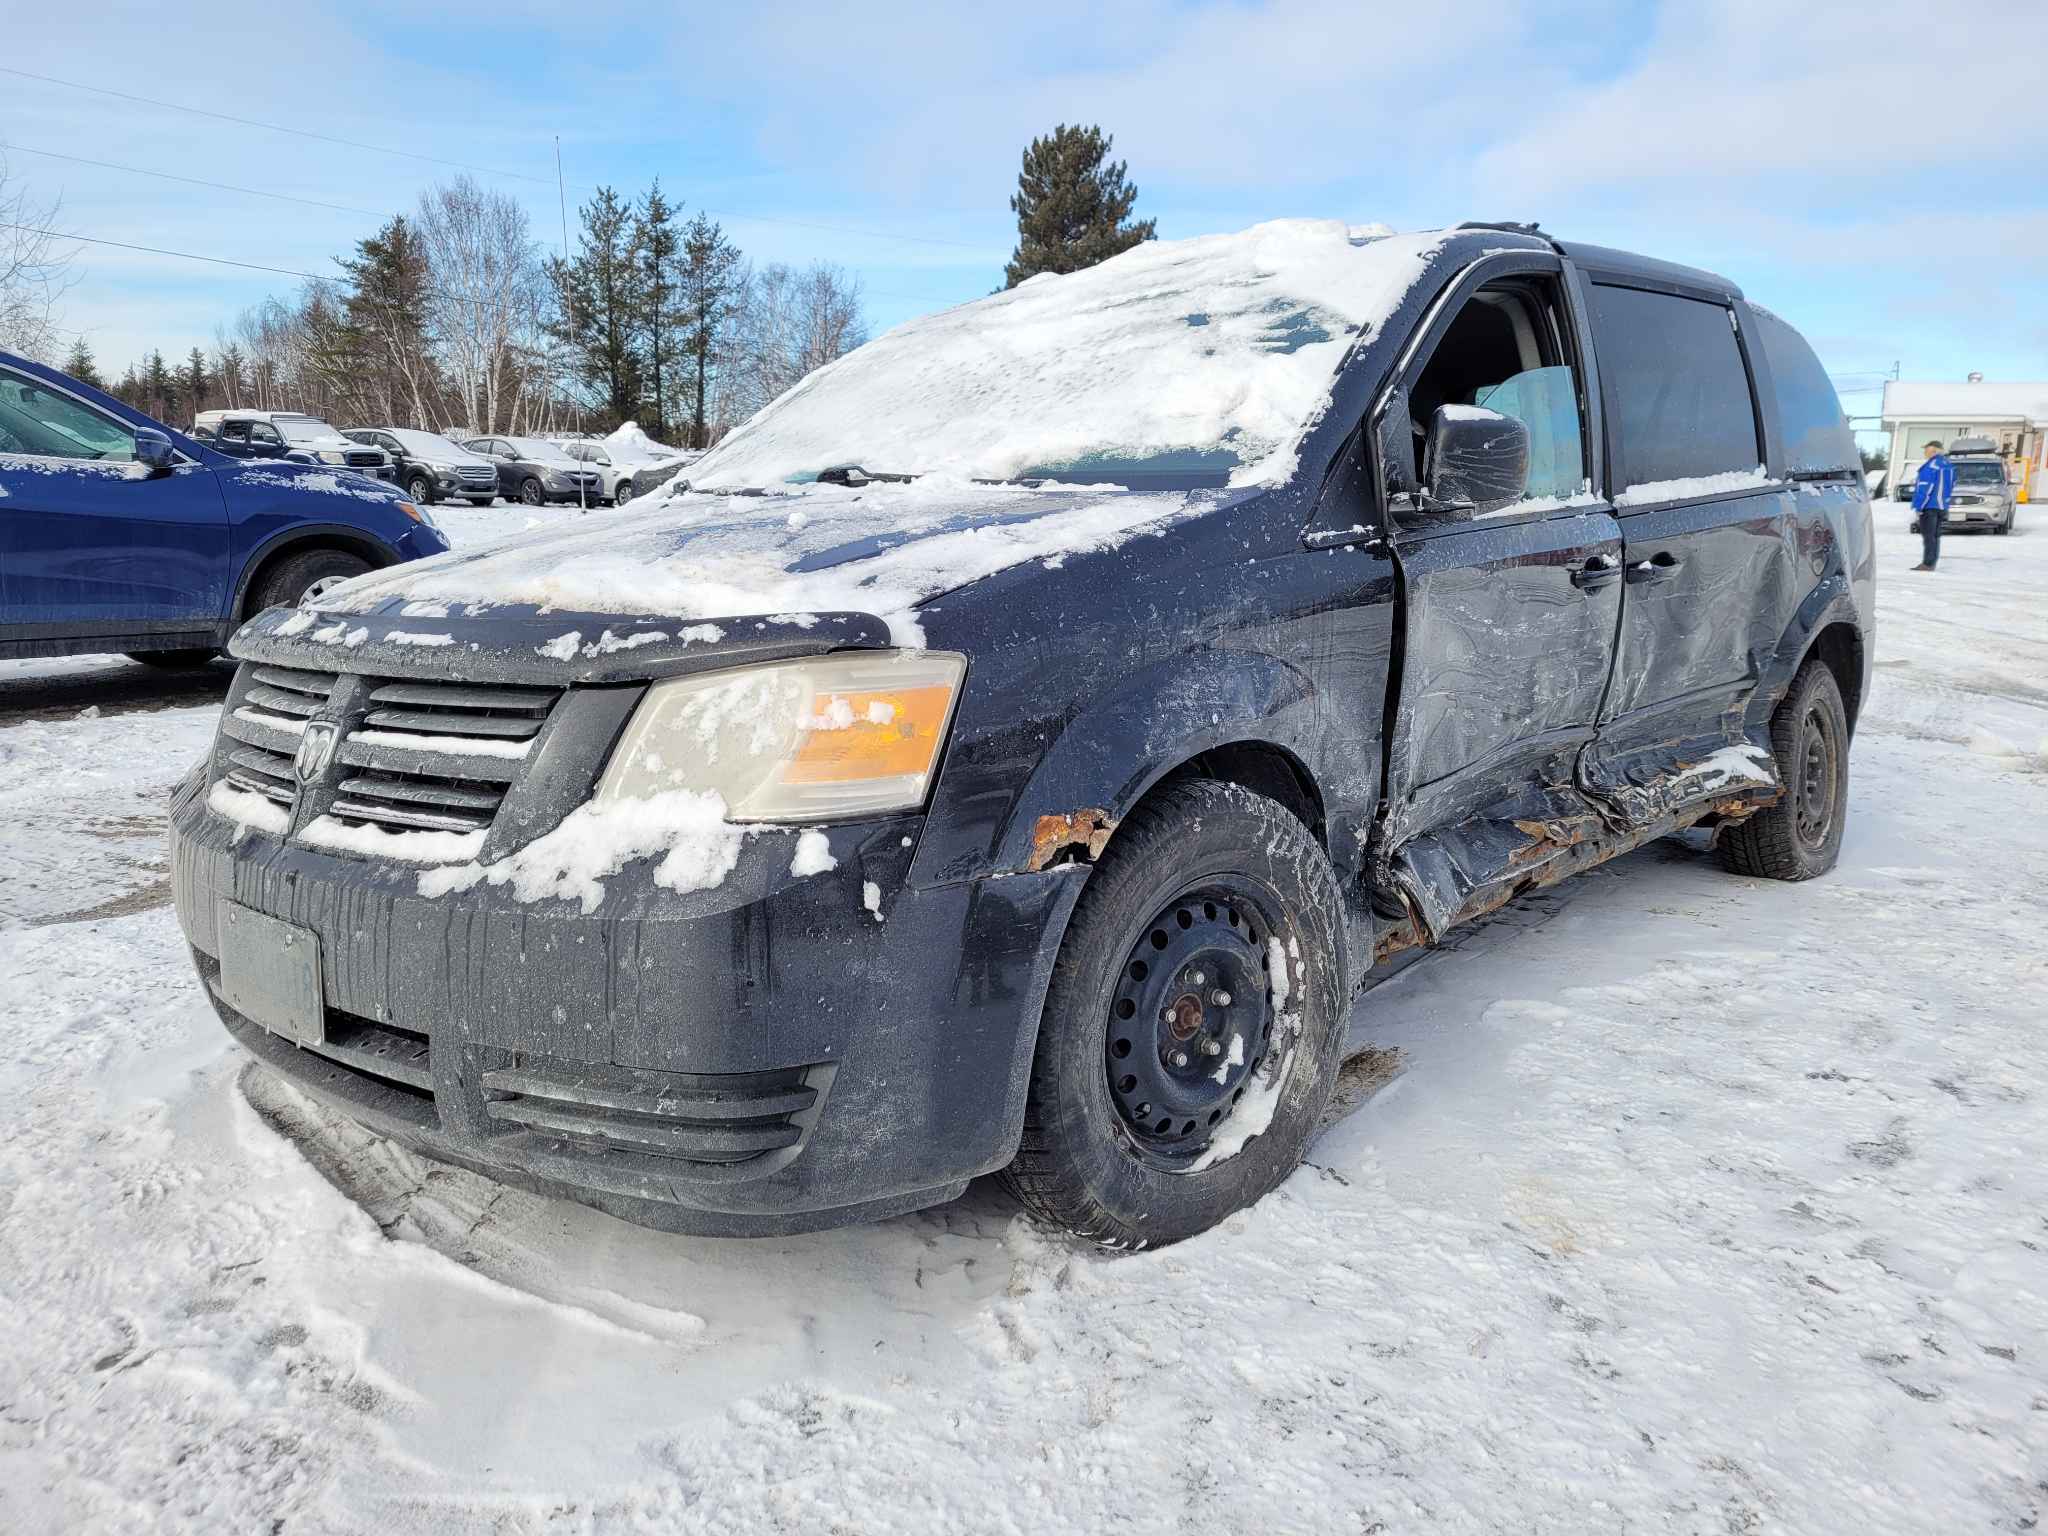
xmin=1881 ymin=378 xmax=2046 ymax=499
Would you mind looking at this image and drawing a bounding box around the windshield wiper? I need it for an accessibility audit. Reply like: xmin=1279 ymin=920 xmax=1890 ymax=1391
xmin=815 ymin=463 xmax=917 ymax=486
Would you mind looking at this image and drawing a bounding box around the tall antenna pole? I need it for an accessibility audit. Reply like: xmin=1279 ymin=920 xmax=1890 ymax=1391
xmin=554 ymin=135 xmax=570 ymax=262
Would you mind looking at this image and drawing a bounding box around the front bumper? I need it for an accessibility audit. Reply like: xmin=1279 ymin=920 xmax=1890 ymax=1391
xmin=169 ymin=771 xmax=1081 ymax=1236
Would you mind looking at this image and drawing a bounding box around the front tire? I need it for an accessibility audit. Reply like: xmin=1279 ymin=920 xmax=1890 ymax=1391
xmin=519 ymin=478 xmax=545 ymax=506
xmin=406 ymin=473 xmax=435 ymax=505
xmin=1004 ymin=778 xmax=1349 ymax=1249
xmin=249 ymin=548 xmax=373 ymax=612
xmin=1718 ymin=658 xmax=1849 ymax=881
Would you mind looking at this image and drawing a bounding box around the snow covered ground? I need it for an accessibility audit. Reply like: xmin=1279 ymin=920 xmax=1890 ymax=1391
xmin=2 ymin=520 xmax=2045 ymax=1532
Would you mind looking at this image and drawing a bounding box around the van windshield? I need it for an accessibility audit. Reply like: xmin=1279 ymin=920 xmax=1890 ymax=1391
xmin=683 ymin=221 xmax=1447 ymax=492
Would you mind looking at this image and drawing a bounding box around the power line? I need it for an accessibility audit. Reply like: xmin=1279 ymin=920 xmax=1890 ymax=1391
xmin=0 ymin=219 xmax=952 ymax=312
xmin=1 ymin=141 xmax=380 ymax=218
xmin=1 ymin=64 xmax=990 ymax=254
xmin=0 ymin=65 xmax=555 ymax=187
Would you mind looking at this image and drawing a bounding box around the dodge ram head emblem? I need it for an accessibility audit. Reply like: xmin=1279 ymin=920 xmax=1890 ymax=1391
xmin=293 ymin=720 xmax=339 ymax=784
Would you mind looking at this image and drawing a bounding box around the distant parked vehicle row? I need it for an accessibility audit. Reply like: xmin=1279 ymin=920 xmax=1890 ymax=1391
xmin=342 ymin=428 xmax=500 ymax=507
xmin=462 ymin=435 xmax=604 ymax=506
xmin=0 ymin=350 xmax=447 ymax=666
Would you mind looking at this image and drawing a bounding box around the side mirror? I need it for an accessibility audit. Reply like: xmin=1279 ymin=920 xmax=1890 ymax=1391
xmin=133 ymin=427 xmax=176 ymax=477
xmin=1422 ymin=405 xmax=1529 ymax=517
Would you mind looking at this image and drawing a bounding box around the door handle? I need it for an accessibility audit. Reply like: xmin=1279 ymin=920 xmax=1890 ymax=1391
xmin=1626 ymin=550 xmax=1682 ymax=584
xmin=1568 ymin=553 xmax=1621 ymax=590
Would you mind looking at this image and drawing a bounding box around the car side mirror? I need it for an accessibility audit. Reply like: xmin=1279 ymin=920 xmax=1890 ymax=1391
xmin=133 ymin=427 xmax=176 ymax=477
xmin=1421 ymin=405 xmax=1529 ymax=517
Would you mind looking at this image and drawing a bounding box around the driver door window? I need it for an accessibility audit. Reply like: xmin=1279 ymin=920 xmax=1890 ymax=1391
xmin=249 ymin=423 xmax=283 ymax=450
xmin=1404 ymin=281 xmax=1589 ymax=505
xmin=0 ymin=368 xmax=138 ymax=463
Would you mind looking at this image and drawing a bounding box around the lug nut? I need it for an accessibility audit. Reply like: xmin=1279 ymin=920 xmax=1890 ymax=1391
xmin=1200 ymin=1038 xmax=1222 ymax=1058
xmin=1211 ymin=989 xmax=1232 ymax=1007
xmin=1170 ymin=1050 xmax=1189 ymax=1068
xmin=1161 ymin=1008 xmax=1176 ymax=1023
xmin=1190 ymin=970 xmax=1206 ymax=985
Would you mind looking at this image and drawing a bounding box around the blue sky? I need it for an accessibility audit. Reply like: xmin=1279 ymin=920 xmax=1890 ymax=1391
xmin=6 ymin=0 xmax=2045 ymax=436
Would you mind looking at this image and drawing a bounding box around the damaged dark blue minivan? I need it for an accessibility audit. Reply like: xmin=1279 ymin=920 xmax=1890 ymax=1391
xmin=169 ymin=220 xmax=1873 ymax=1247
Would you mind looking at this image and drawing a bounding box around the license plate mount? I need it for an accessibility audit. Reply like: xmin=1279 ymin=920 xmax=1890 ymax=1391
xmin=215 ymin=901 xmax=324 ymax=1047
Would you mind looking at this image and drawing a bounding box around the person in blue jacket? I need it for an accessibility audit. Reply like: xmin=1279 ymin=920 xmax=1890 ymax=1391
xmin=1911 ymin=439 xmax=1954 ymax=571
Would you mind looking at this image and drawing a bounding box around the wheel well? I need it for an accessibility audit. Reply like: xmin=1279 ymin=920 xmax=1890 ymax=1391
xmin=1144 ymin=740 xmax=1328 ymax=856
xmin=1807 ymin=622 xmax=1864 ymax=737
xmin=238 ymin=535 xmax=393 ymax=621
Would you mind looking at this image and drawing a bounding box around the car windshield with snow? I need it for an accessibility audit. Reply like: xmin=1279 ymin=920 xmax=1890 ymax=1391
xmin=169 ymin=220 xmax=1874 ymax=1247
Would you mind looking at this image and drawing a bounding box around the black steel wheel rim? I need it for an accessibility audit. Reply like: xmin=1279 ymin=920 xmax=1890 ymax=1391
xmin=1794 ymin=702 xmax=1838 ymax=849
xmin=1104 ymin=878 xmax=1282 ymax=1167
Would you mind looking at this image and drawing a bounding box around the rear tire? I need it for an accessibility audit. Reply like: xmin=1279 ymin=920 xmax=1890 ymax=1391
xmin=249 ymin=548 xmax=373 ymax=613
xmin=1003 ymin=778 xmax=1349 ymax=1249
xmin=125 ymin=648 xmax=218 ymax=669
xmin=1718 ymin=658 xmax=1849 ymax=881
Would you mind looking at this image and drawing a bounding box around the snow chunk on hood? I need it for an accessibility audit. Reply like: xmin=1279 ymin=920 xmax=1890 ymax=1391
xmin=318 ymin=477 xmax=1233 ymax=646
xmin=686 ymin=220 xmax=1444 ymax=491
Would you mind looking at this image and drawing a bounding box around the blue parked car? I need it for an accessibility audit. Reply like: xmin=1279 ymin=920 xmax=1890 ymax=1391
xmin=0 ymin=348 xmax=450 ymax=668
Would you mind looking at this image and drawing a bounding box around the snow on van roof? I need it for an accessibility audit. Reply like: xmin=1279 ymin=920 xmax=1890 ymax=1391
xmin=686 ymin=219 xmax=1446 ymax=492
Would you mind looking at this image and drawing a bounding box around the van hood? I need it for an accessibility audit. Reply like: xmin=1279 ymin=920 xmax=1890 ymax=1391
xmin=304 ymin=477 xmax=1250 ymax=649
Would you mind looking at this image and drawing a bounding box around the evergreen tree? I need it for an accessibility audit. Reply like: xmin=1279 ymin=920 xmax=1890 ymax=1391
xmin=335 ymin=215 xmax=435 ymax=425
xmin=143 ymin=350 xmax=175 ymax=421
xmin=550 ymin=186 xmax=642 ymax=426
xmin=182 ymin=347 xmax=210 ymax=415
xmin=1002 ymin=124 xmax=1155 ymax=289
xmin=114 ymin=361 xmax=141 ymax=409
xmin=216 ymin=342 xmax=248 ymax=408
xmin=633 ymin=181 xmax=682 ymax=442
xmin=63 ymin=337 xmax=104 ymax=388
xmin=679 ymin=212 xmax=741 ymax=449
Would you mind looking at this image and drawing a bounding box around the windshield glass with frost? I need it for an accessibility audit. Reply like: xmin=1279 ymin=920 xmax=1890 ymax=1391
xmin=273 ymin=415 xmax=342 ymax=445
xmin=684 ymin=221 xmax=1446 ymax=491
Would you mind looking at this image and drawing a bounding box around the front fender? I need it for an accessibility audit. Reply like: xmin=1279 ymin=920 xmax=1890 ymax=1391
xmin=985 ymin=644 xmax=1377 ymax=879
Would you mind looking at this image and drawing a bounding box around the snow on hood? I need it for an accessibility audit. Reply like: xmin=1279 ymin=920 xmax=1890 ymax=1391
xmin=685 ymin=219 xmax=1443 ymax=492
xmin=316 ymin=477 xmax=1238 ymax=646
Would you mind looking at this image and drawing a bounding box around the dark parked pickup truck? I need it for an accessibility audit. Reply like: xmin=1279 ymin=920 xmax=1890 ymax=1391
xmin=170 ymin=220 xmax=1873 ymax=1247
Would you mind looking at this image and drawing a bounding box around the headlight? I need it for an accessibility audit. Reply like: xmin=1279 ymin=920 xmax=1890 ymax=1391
xmin=596 ymin=651 xmax=967 ymax=821
xmin=317 ymin=449 xmax=348 ymax=464
xmin=395 ymin=499 xmax=439 ymax=530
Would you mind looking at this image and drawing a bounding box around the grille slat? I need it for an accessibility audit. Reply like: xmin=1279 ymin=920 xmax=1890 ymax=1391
xmin=336 ymin=737 xmax=523 ymax=784
xmin=370 ymin=682 xmax=556 ymax=712
xmin=251 ymin=666 xmax=337 ymax=698
xmin=243 ymin=683 xmax=327 ymax=717
xmin=338 ymin=774 xmax=503 ymax=812
xmin=329 ymin=798 xmax=490 ymax=834
xmin=362 ymin=707 xmax=541 ymax=740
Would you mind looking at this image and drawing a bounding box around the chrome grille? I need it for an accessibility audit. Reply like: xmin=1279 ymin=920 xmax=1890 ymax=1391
xmin=219 ymin=666 xmax=334 ymax=807
xmin=343 ymin=450 xmax=385 ymax=469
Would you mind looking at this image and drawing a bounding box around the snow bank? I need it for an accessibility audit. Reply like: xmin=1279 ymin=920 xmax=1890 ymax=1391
xmin=687 ymin=220 xmax=1444 ymax=492
xmin=603 ymin=421 xmax=689 ymax=468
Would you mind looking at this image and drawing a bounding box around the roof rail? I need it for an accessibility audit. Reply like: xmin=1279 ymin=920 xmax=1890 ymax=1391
xmin=1454 ymin=220 xmax=1559 ymax=250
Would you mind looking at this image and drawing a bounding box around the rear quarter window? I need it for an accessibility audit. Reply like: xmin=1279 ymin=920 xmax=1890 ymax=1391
xmin=1590 ymin=283 xmax=1762 ymax=491
xmin=1746 ymin=303 xmax=1857 ymax=475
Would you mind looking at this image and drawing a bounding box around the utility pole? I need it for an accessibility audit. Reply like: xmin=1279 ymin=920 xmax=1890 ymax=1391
xmin=555 ymin=136 xmax=585 ymax=513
